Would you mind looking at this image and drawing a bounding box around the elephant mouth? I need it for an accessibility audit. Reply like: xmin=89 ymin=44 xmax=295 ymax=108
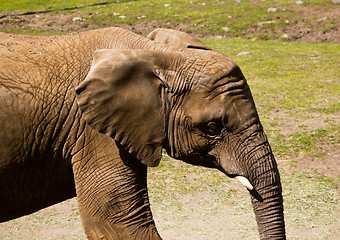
xmin=178 ymin=153 xmax=256 ymax=196
xmin=212 ymin=160 xmax=255 ymax=192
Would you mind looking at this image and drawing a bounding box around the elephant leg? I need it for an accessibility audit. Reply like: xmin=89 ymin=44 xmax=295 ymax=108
xmin=72 ymin=129 xmax=161 ymax=240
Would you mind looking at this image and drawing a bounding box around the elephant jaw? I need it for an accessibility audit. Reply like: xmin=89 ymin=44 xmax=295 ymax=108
xmin=235 ymin=176 xmax=254 ymax=190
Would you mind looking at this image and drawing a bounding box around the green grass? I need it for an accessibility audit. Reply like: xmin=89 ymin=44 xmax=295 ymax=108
xmin=281 ymin=170 xmax=339 ymax=239
xmin=0 ymin=27 xmax=64 ymax=35
xmin=0 ymin=0 xmax=132 ymax=12
xmin=1 ymin=0 xmax=338 ymax=38
xmin=0 ymin=0 xmax=332 ymax=12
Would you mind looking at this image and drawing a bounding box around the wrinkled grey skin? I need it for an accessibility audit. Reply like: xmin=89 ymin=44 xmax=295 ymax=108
xmin=0 ymin=27 xmax=285 ymax=239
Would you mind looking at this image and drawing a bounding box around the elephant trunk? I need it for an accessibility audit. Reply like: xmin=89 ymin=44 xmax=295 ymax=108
xmin=245 ymin=132 xmax=286 ymax=239
xmin=251 ymin=187 xmax=285 ymax=240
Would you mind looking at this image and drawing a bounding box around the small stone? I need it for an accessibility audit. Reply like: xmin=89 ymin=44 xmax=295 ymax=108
xmin=118 ymin=15 xmax=126 ymax=19
xmin=332 ymin=0 xmax=340 ymax=3
xmin=296 ymin=1 xmax=304 ymax=5
xmin=222 ymin=27 xmax=230 ymax=32
xmin=267 ymin=7 xmax=277 ymax=13
xmin=317 ymin=17 xmax=327 ymax=22
xmin=72 ymin=17 xmax=83 ymax=22
xmin=281 ymin=34 xmax=289 ymax=39
xmin=237 ymin=52 xmax=251 ymax=56
xmin=257 ymin=21 xmax=276 ymax=27
xmin=113 ymin=12 xmax=120 ymax=16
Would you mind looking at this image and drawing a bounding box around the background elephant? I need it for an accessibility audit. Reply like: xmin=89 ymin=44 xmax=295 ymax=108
xmin=0 ymin=27 xmax=285 ymax=239
xmin=147 ymin=28 xmax=211 ymax=50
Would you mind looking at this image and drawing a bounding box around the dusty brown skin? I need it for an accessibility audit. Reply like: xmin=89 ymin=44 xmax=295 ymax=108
xmin=0 ymin=27 xmax=285 ymax=239
xmin=147 ymin=28 xmax=212 ymax=50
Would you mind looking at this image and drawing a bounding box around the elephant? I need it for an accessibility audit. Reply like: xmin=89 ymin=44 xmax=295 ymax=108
xmin=147 ymin=28 xmax=212 ymax=50
xmin=0 ymin=27 xmax=285 ymax=239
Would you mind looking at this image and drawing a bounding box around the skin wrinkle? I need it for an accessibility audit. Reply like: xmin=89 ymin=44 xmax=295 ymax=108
xmin=247 ymin=150 xmax=272 ymax=177
xmin=50 ymin=96 xmax=71 ymax=145
xmin=65 ymin=118 xmax=86 ymax=158
xmin=252 ymin=184 xmax=284 ymax=231
xmin=179 ymin=115 xmax=193 ymax=156
xmin=167 ymin=91 xmax=191 ymax=158
xmin=172 ymin=110 xmax=183 ymax=157
xmin=91 ymin=177 xmax=152 ymax=232
xmin=109 ymin=190 xmax=148 ymax=221
xmin=182 ymin=58 xmax=199 ymax=86
xmin=211 ymin=82 xmax=247 ymax=101
xmin=184 ymin=117 xmax=198 ymax=154
xmin=30 ymin=101 xmax=63 ymax=154
xmin=120 ymin=207 xmax=155 ymax=232
xmin=239 ymin=133 xmax=269 ymax=160
xmin=61 ymin=103 xmax=82 ymax=159
xmin=166 ymin=60 xmax=188 ymax=95
xmin=75 ymin=144 xmax=105 ymax=175
xmin=209 ymin=74 xmax=244 ymax=91
xmin=251 ymin=155 xmax=280 ymax=190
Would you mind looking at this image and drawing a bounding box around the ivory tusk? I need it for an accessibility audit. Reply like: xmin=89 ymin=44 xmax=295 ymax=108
xmin=235 ymin=176 xmax=254 ymax=191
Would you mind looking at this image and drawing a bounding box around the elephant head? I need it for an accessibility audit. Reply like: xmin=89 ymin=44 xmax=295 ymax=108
xmin=75 ymin=29 xmax=285 ymax=239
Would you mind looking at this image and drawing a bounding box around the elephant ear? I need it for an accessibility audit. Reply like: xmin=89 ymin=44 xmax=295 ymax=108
xmin=147 ymin=28 xmax=211 ymax=50
xmin=75 ymin=49 xmax=166 ymax=167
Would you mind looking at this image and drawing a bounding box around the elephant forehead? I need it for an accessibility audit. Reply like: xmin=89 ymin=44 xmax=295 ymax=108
xmin=191 ymin=64 xmax=246 ymax=100
xmin=164 ymin=50 xmax=238 ymax=95
xmin=183 ymin=89 xmax=225 ymax=123
xmin=184 ymin=78 xmax=259 ymax=131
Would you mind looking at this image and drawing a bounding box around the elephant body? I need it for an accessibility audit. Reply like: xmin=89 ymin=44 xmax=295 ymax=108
xmin=0 ymin=28 xmax=285 ymax=239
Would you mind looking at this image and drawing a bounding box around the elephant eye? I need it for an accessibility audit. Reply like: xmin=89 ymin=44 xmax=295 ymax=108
xmin=206 ymin=122 xmax=222 ymax=136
